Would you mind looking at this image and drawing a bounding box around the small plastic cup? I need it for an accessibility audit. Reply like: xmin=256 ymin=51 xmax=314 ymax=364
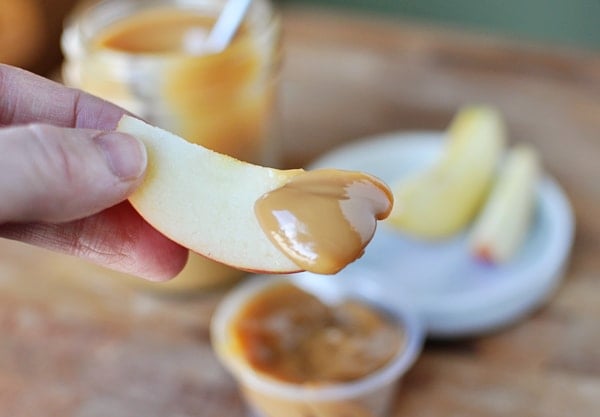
xmin=211 ymin=273 xmax=424 ymax=417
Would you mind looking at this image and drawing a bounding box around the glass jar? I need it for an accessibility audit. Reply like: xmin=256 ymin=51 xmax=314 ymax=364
xmin=62 ymin=0 xmax=282 ymax=292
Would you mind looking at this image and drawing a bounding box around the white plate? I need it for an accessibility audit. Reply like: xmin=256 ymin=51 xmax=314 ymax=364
xmin=307 ymin=131 xmax=575 ymax=338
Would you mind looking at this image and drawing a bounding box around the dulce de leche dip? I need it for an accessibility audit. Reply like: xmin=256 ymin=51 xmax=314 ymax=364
xmin=230 ymin=283 xmax=404 ymax=385
xmin=255 ymin=169 xmax=393 ymax=274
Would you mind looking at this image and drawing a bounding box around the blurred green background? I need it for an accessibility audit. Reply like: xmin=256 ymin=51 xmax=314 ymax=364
xmin=2 ymin=0 xmax=597 ymax=76
xmin=280 ymin=0 xmax=600 ymax=50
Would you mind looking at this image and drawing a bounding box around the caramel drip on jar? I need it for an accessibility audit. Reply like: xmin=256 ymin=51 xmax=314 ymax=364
xmin=254 ymin=169 xmax=393 ymax=274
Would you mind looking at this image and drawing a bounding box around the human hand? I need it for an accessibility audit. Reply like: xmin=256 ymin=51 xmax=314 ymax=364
xmin=0 ymin=64 xmax=188 ymax=280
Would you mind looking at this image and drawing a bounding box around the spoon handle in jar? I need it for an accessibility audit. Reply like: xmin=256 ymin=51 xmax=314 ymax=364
xmin=205 ymin=0 xmax=253 ymax=52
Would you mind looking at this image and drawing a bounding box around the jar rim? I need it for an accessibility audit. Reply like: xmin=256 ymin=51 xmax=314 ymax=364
xmin=61 ymin=0 xmax=278 ymax=60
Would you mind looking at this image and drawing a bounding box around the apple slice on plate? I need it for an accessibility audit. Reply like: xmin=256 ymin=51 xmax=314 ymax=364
xmin=117 ymin=116 xmax=393 ymax=274
xmin=469 ymin=145 xmax=541 ymax=264
xmin=387 ymin=106 xmax=506 ymax=239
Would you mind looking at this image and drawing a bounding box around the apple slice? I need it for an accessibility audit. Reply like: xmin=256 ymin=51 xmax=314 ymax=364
xmin=117 ymin=115 xmax=392 ymax=274
xmin=469 ymin=145 xmax=541 ymax=264
xmin=387 ymin=106 xmax=506 ymax=239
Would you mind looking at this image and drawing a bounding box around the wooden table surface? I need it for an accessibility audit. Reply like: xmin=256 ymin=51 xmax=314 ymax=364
xmin=1 ymin=6 xmax=599 ymax=417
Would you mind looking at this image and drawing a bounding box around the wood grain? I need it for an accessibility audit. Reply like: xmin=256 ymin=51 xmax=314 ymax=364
xmin=1 ymin=6 xmax=599 ymax=416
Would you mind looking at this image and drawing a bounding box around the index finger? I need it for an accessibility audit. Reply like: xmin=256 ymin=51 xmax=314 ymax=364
xmin=0 ymin=64 xmax=127 ymax=130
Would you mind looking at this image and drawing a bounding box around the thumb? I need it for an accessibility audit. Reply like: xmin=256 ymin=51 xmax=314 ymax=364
xmin=0 ymin=123 xmax=147 ymax=223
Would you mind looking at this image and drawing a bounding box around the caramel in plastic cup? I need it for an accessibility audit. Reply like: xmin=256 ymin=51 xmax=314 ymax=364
xmin=211 ymin=274 xmax=424 ymax=417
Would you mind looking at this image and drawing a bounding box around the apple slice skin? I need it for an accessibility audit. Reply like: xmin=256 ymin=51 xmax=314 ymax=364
xmin=118 ymin=115 xmax=303 ymax=273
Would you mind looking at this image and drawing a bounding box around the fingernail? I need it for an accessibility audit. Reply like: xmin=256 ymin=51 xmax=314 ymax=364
xmin=95 ymin=132 xmax=147 ymax=180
